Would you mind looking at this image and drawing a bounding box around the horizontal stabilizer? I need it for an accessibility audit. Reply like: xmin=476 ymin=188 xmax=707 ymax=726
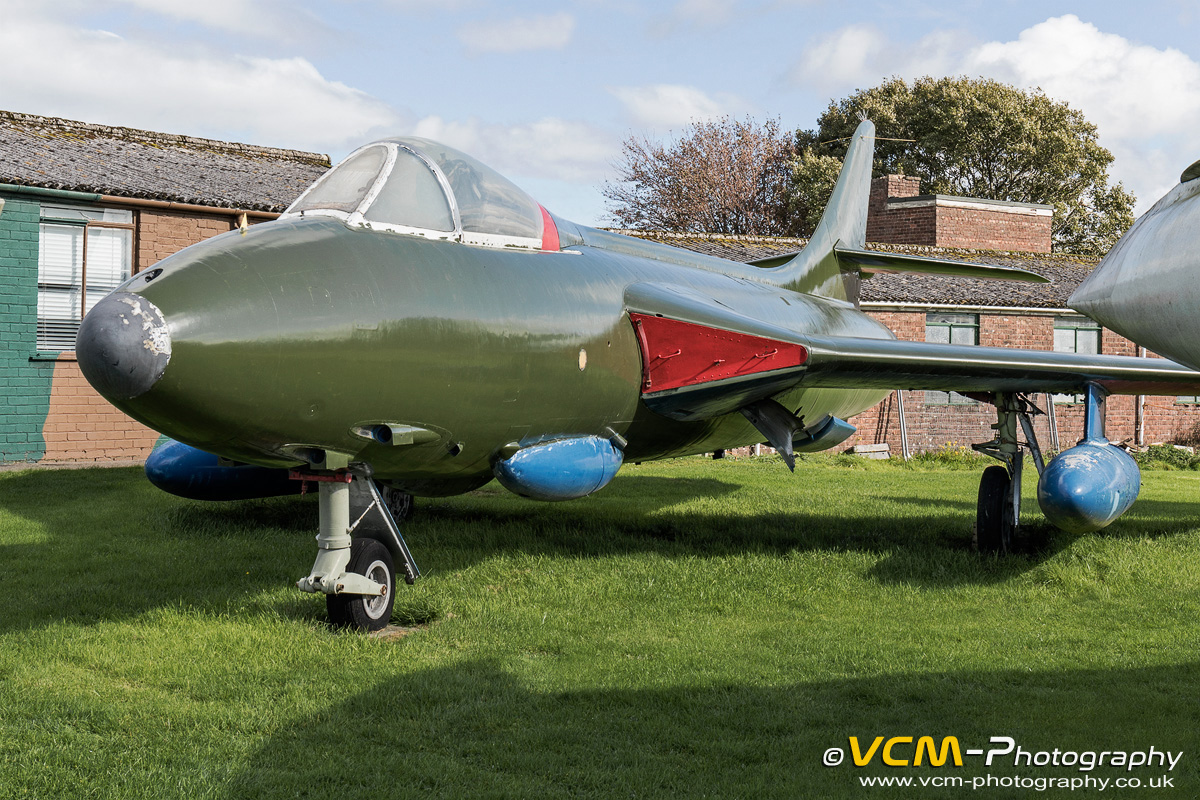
xmin=833 ymin=247 xmax=1048 ymax=282
xmin=748 ymin=248 xmax=1048 ymax=283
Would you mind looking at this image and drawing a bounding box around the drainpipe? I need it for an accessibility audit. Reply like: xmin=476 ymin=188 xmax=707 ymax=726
xmin=1136 ymin=346 xmax=1146 ymax=446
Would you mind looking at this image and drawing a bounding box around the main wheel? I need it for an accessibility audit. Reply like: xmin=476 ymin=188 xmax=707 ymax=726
xmin=976 ymin=465 xmax=1013 ymax=555
xmin=327 ymin=538 xmax=395 ymax=631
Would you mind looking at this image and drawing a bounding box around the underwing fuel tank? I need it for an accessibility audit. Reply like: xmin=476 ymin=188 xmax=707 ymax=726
xmin=1036 ymin=442 xmax=1141 ymax=534
xmin=492 ymin=435 xmax=624 ymax=501
xmin=1035 ymin=385 xmax=1140 ymax=534
xmin=146 ymin=439 xmax=299 ymax=501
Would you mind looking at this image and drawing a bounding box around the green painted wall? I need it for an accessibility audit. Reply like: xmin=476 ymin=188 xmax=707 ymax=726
xmin=0 ymin=194 xmax=54 ymax=462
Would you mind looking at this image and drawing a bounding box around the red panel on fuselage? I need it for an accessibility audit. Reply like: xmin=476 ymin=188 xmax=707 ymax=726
xmin=629 ymin=313 xmax=808 ymax=392
xmin=539 ymin=206 xmax=560 ymax=252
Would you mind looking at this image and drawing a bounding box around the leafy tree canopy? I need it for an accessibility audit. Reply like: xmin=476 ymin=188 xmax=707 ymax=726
xmin=796 ymin=76 xmax=1134 ymax=254
xmin=603 ymin=116 xmax=802 ymax=237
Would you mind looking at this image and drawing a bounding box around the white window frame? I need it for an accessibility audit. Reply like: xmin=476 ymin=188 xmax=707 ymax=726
xmin=36 ymin=204 xmax=134 ymax=352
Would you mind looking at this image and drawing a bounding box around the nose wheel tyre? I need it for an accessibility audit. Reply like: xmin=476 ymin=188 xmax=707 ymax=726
xmin=327 ymin=538 xmax=395 ymax=631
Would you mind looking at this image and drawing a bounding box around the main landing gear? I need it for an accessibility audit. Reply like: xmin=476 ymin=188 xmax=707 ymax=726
xmin=293 ymin=458 xmax=419 ymax=631
xmin=971 ymin=392 xmax=1047 ymax=555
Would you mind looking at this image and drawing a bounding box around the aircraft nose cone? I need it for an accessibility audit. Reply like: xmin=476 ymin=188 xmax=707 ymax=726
xmin=76 ymin=292 xmax=172 ymax=400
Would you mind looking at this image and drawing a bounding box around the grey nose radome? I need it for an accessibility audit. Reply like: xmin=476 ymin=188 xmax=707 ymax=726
xmin=76 ymin=292 xmax=172 ymax=400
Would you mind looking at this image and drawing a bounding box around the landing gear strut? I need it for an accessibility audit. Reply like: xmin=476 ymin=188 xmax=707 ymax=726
xmin=293 ymin=457 xmax=419 ymax=631
xmin=972 ymin=392 xmax=1046 ymax=555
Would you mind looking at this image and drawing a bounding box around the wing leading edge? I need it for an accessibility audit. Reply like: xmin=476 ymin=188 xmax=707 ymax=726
xmin=798 ymin=335 xmax=1200 ymax=395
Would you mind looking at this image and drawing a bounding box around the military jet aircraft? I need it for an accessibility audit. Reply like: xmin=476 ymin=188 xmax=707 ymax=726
xmin=1071 ymin=160 xmax=1200 ymax=372
xmin=77 ymin=120 xmax=1200 ymax=630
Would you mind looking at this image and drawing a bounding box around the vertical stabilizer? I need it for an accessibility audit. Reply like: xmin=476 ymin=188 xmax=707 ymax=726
xmin=764 ymin=119 xmax=875 ymax=299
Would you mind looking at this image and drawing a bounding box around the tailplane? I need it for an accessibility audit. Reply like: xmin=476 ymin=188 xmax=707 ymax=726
xmin=757 ymin=119 xmax=1048 ymax=297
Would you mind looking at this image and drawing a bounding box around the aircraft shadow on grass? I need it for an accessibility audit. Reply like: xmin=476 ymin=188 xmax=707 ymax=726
xmin=223 ymin=659 xmax=1199 ymax=798
xmin=2 ymin=467 xmax=1198 ymax=632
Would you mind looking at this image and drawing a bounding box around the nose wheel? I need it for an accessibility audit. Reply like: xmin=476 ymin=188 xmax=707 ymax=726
xmin=326 ymin=538 xmax=395 ymax=630
xmin=293 ymin=460 xmax=419 ymax=632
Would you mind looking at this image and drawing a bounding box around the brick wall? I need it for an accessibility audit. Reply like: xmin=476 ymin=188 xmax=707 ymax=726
xmin=41 ymin=360 xmax=161 ymax=462
xmin=866 ymin=175 xmax=1052 ymax=253
xmin=35 ymin=208 xmax=240 ymax=462
xmin=840 ymin=310 xmax=1200 ymax=456
xmin=934 ymin=206 xmax=1052 ymax=253
xmin=866 ymin=176 xmax=927 ymax=244
xmin=136 ymin=209 xmax=236 ymax=270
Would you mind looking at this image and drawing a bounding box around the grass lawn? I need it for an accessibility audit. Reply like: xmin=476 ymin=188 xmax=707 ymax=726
xmin=0 ymin=454 xmax=1197 ymax=798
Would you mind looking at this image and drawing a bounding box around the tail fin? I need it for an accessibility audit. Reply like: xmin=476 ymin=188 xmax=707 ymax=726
xmin=763 ymin=119 xmax=875 ymax=299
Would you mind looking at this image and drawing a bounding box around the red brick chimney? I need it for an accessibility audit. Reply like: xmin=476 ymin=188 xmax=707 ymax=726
xmin=865 ymin=175 xmax=1053 ymax=253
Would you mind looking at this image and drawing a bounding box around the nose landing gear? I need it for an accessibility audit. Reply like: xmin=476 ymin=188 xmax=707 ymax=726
xmin=293 ymin=457 xmax=419 ymax=631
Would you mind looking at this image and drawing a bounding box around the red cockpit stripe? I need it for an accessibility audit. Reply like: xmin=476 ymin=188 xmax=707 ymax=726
xmin=540 ymin=205 xmax=560 ymax=252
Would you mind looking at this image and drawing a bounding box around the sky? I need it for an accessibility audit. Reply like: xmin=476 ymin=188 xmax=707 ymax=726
xmin=3 ymin=0 xmax=1199 ymax=226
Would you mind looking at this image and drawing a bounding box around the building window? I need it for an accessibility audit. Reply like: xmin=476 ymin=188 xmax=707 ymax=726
xmin=1178 ymin=396 xmax=1200 ymax=404
xmin=37 ymin=205 xmax=134 ymax=351
xmin=925 ymin=312 xmax=978 ymax=405
xmin=1053 ymin=317 xmax=1101 ymax=404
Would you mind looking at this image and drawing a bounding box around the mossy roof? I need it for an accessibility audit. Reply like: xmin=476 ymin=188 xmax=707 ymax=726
xmin=0 ymin=110 xmax=331 ymax=212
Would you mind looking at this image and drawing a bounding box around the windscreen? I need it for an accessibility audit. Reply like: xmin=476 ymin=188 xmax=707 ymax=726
xmin=289 ymin=146 xmax=387 ymax=214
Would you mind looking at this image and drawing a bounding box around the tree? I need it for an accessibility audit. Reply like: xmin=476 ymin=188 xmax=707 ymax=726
xmin=603 ymin=116 xmax=802 ymax=236
xmin=787 ymin=149 xmax=842 ymax=237
xmin=794 ymin=76 xmax=1135 ymax=254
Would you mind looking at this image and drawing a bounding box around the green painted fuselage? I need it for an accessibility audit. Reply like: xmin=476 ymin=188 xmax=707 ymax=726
xmin=120 ymin=216 xmax=892 ymax=495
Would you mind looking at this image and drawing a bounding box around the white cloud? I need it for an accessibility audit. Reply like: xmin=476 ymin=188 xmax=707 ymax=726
xmin=457 ymin=12 xmax=575 ymax=54
xmin=0 ymin=9 xmax=406 ymax=155
xmin=109 ymin=0 xmax=328 ymax=42
xmin=789 ymin=24 xmax=965 ymax=94
xmin=962 ymin=15 xmax=1200 ymax=212
xmin=411 ymin=115 xmax=616 ymax=183
xmin=789 ymin=24 xmax=891 ymax=91
xmin=790 ymin=15 xmax=1200 ymax=213
xmin=609 ymin=84 xmax=743 ymax=129
xmin=965 ymin=16 xmax=1200 ymax=143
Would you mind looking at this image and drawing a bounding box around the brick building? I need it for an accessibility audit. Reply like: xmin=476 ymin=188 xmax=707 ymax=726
xmin=0 ymin=111 xmax=329 ymax=464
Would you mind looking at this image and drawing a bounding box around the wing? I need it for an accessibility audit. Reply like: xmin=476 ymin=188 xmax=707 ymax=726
xmin=626 ymin=283 xmax=1200 ymax=423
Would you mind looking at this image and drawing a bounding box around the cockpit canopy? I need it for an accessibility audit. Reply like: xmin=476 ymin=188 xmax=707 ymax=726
xmin=285 ymin=137 xmax=553 ymax=250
